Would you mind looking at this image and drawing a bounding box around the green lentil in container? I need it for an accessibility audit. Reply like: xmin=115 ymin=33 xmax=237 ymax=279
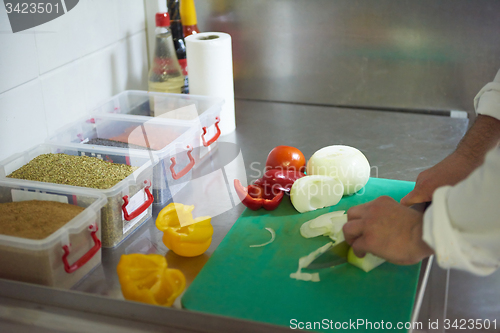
xmin=6 ymin=153 xmax=148 ymax=248
xmin=7 ymin=153 xmax=137 ymax=189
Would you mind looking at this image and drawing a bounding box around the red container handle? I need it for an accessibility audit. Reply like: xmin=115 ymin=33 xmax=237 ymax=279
xmin=201 ymin=116 xmax=221 ymax=147
xmin=170 ymin=145 xmax=195 ymax=180
xmin=121 ymin=182 xmax=154 ymax=221
xmin=62 ymin=224 xmax=101 ymax=274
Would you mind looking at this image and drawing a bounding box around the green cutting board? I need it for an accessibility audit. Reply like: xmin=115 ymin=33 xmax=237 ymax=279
xmin=182 ymin=178 xmax=421 ymax=332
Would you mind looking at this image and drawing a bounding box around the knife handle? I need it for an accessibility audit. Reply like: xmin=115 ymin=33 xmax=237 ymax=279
xmin=410 ymin=201 xmax=431 ymax=213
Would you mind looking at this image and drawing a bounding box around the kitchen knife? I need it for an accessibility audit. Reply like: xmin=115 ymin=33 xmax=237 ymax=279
xmin=304 ymin=240 xmax=350 ymax=270
xmin=304 ymin=201 xmax=432 ymax=270
xmin=409 ymin=201 xmax=432 ymax=213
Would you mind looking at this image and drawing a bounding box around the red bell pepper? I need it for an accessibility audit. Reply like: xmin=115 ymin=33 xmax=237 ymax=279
xmin=234 ymin=179 xmax=284 ymax=211
xmin=254 ymin=169 xmax=306 ymax=192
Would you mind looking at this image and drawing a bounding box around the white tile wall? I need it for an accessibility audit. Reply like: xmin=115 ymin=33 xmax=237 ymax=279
xmin=0 ymin=0 xmax=150 ymax=162
xmin=118 ymin=31 xmax=149 ymax=90
xmin=81 ymin=43 xmax=124 ymax=111
xmin=0 ymin=6 xmax=39 ymax=94
xmin=117 ymin=0 xmax=148 ymax=38
xmin=35 ymin=0 xmax=147 ymax=75
xmin=34 ymin=1 xmax=89 ymax=74
xmin=0 ymin=81 xmax=48 ymax=160
xmin=41 ymin=61 xmax=88 ymax=134
xmin=82 ymin=31 xmax=149 ymax=110
xmin=82 ymin=0 xmax=120 ymax=57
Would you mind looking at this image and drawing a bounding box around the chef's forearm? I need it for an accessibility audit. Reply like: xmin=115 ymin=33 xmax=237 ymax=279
xmin=453 ymin=68 xmax=500 ymax=167
xmin=454 ymin=114 xmax=500 ymax=167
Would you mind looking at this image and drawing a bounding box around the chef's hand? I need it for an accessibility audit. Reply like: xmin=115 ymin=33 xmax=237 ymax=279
xmin=400 ymin=152 xmax=478 ymax=207
xmin=343 ymin=196 xmax=434 ymax=265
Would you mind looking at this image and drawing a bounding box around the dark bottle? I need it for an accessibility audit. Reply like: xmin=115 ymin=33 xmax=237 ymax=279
xmin=167 ymin=0 xmax=189 ymax=94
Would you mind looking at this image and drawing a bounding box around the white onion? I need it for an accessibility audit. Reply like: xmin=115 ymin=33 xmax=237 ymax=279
xmin=290 ymin=175 xmax=344 ymax=213
xmin=306 ymin=145 xmax=370 ymax=195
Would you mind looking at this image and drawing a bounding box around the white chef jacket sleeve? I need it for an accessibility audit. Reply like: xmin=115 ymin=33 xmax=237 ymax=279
xmin=474 ymin=69 xmax=500 ymax=120
xmin=421 ymin=70 xmax=500 ymax=276
xmin=422 ymin=147 xmax=500 ymax=276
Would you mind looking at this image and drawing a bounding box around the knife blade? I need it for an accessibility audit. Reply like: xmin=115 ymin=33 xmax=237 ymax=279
xmin=304 ymin=241 xmax=350 ymax=270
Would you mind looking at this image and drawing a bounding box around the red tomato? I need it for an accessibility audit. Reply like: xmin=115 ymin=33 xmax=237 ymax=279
xmin=265 ymin=146 xmax=306 ymax=173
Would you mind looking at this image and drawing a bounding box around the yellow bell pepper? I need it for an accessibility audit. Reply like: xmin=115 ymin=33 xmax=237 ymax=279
xmin=156 ymin=203 xmax=213 ymax=257
xmin=116 ymin=254 xmax=185 ymax=307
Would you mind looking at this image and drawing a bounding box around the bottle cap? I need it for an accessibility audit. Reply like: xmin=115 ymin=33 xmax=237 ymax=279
xmin=155 ymin=12 xmax=170 ymax=27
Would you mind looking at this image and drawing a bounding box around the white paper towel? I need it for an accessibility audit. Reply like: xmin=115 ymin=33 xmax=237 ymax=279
xmin=186 ymin=32 xmax=236 ymax=134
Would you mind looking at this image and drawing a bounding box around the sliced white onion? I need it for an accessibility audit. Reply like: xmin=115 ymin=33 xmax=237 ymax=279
xmin=290 ymin=242 xmax=332 ymax=282
xmin=325 ymin=215 xmax=348 ymax=242
xmin=290 ymin=175 xmax=344 ymax=213
xmin=300 ymin=211 xmax=348 ymax=243
xmin=328 ymin=231 xmax=345 ymax=243
xmin=300 ymin=224 xmax=329 ymax=239
xmin=310 ymin=211 xmax=345 ymax=228
xmin=249 ymin=228 xmax=276 ymax=248
xmin=290 ymin=271 xmax=320 ymax=282
xmin=300 ymin=212 xmax=336 ymax=238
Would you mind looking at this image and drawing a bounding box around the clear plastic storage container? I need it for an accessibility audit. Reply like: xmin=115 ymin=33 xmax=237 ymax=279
xmin=46 ymin=115 xmax=200 ymax=205
xmin=0 ymin=144 xmax=155 ymax=248
xmin=0 ymin=179 xmax=107 ymax=289
xmin=90 ymin=90 xmax=224 ymax=162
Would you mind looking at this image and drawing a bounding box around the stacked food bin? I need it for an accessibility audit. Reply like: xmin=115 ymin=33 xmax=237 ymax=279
xmin=0 ymin=91 xmax=223 ymax=289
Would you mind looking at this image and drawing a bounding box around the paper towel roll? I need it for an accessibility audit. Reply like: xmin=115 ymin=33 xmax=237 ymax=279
xmin=186 ymin=32 xmax=235 ymax=134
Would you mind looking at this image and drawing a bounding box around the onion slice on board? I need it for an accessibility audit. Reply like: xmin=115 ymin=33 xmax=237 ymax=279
xmin=249 ymin=228 xmax=276 ymax=248
xmin=290 ymin=242 xmax=333 ymax=282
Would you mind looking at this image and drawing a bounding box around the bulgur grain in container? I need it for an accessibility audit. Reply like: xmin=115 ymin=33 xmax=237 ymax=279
xmin=0 ymin=179 xmax=107 ymax=289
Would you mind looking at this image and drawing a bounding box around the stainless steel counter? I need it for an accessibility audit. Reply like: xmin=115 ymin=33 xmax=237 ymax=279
xmin=196 ymin=0 xmax=500 ymax=119
xmin=0 ymin=99 xmax=478 ymax=332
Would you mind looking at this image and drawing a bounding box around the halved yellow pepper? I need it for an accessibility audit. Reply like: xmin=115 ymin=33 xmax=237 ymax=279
xmin=156 ymin=203 xmax=213 ymax=257
xmin=116 ymin=254 xmax=185 ymax=307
